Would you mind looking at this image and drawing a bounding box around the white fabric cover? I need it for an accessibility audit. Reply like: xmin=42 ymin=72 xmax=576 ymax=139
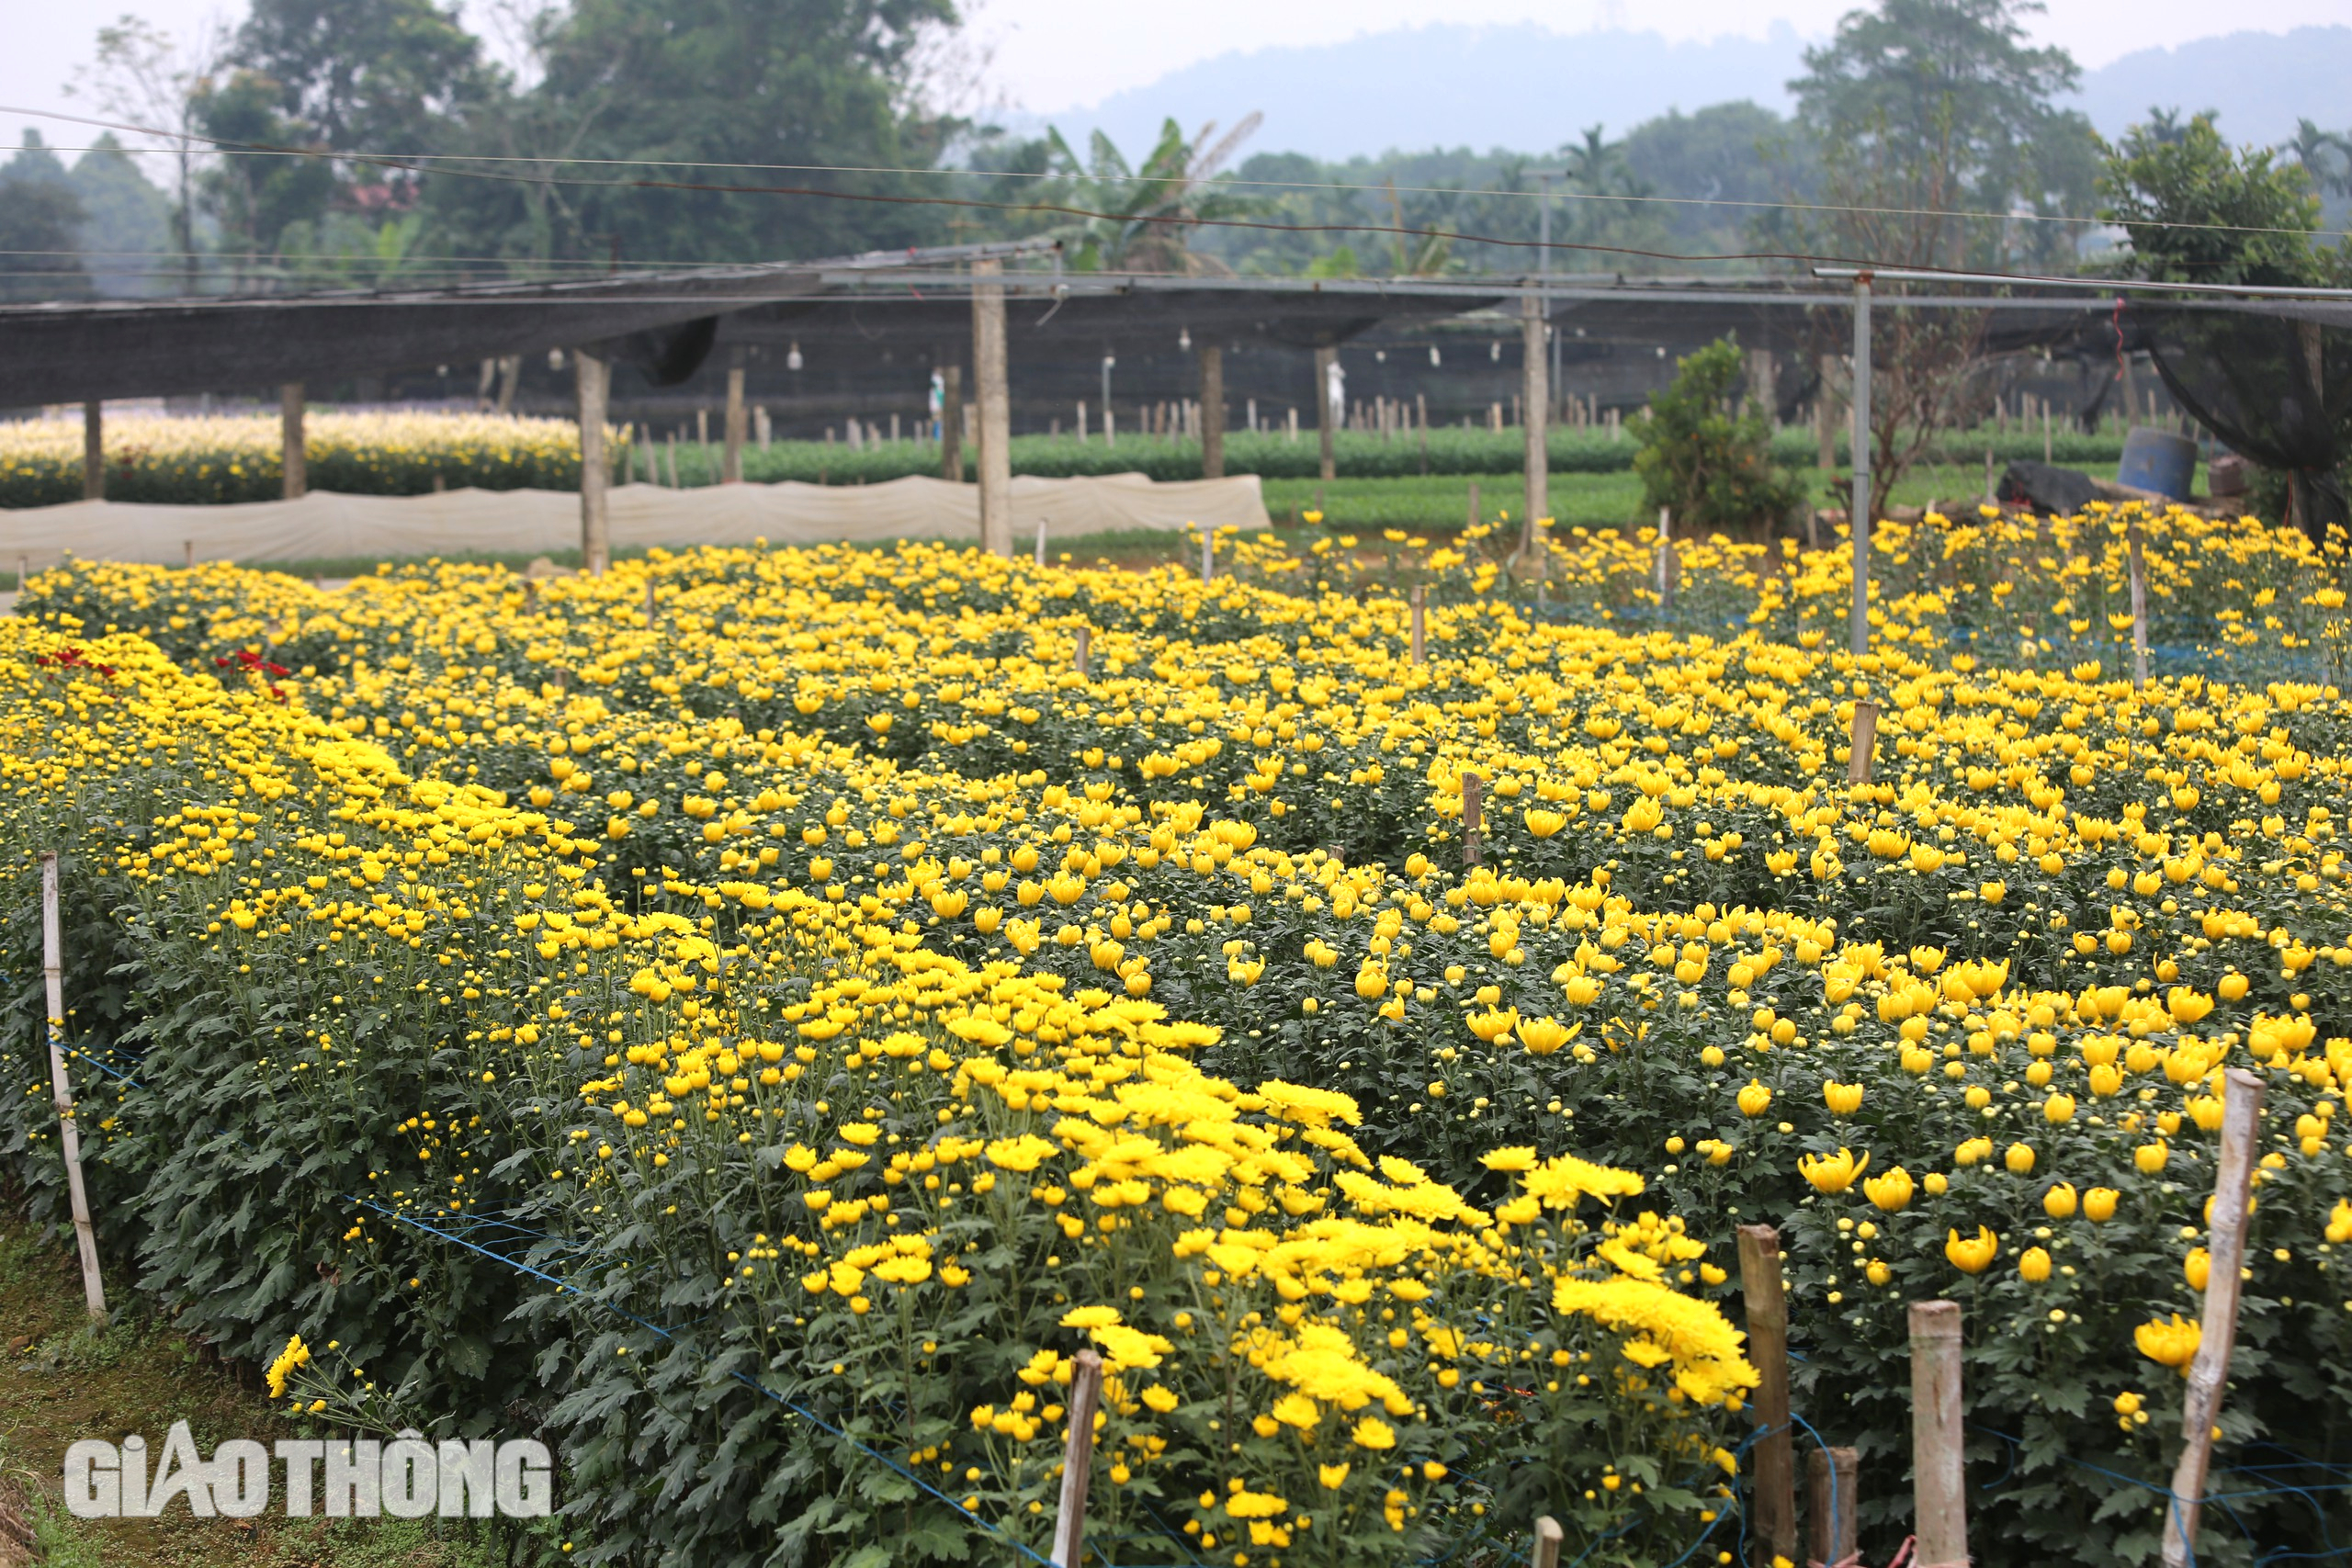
xmin=0 ymin=472 xmax=1269 ymax=567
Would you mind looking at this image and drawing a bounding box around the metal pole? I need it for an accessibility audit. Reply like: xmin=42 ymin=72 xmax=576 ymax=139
xmin=1849 ymin=275 xmax=1872 ymax=656
xmin=42 ymin=853 xmax=107 ymax=1321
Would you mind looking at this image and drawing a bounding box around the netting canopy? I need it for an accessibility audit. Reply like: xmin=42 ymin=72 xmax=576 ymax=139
xmin=2121 ymin=301 xmax=2352 ymax=537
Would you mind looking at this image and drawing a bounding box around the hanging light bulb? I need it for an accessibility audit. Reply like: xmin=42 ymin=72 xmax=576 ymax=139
xmin=1179 ymin=326 xmax=1192 ymax=352
xmin=786 ymin=341 xmax=804 ymax=371
xmin=1489 ymin=341 xmax=1501 ymax=362
xmin=1429 ymin=344 xmax=1442 ymax=367
xmin=1374 ymin=349 xmax=1386 ymax=363
xmin=548 ymin=348 xmax=566 ymax=371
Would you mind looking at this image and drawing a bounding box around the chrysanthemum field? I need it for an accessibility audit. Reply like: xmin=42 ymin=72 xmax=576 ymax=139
xmin=5 ymin=509 xmax=2349 ymax=1568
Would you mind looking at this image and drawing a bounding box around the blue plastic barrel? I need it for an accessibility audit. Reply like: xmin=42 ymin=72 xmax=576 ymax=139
xmin=2117 ymin=427 xmax=2198 ymax=501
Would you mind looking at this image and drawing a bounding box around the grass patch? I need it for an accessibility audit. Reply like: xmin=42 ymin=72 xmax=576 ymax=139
xmin=0 ymin=1211 xmax=558 ymax=1566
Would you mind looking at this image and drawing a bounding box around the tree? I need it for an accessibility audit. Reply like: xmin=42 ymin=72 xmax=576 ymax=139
xmin=1633 ymin=337 xmax=1805 ymax=538
xmin=1035 ymin=116 xmax=1262 ymax=274
xmin=1784 ymin=0 xmax=2096 ymax=504
xmin=1621 ymin=102 xmax=1816 ymax=256
xmin=191 ymin=68 xmax=338 ymax=282
xmin=2099 ymin=113 xmax=2340 ymax=287
xmin=1792 ymin=0 xmax=2097 ymax=269
xmin=0 ymin=132 xmax=92 ymax=301
xmin=68 ymin=134 xmax=175 ymax=297
xmin=447 ymin=0 xmax=964 ymax=268
xmin=72 ymin=14 xmax=228 ymax=293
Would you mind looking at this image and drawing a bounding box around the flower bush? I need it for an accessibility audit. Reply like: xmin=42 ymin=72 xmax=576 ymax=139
xmin=5 ymin=508 xmax=2352 ymax=1567
xmin=0 ymin=412 xmax=621 ymax=505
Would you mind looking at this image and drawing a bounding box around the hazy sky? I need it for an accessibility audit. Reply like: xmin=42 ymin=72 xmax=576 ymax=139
xmin=4 ymin=0 xmax=2345 ymax=146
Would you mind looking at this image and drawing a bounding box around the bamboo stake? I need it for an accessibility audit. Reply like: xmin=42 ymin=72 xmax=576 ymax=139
xmin=644 ymin=578 xmax=657 ymax=630
xmin=1530 ymin=1515 xmax=1564 ymax=1568
xmin=1909 ymin=1302 xmax=1966 ymax=1568
xmin=1073 ymin=627 xmax=1091 ymax=679
xmin=42 ymin=853 xmax=107 ymax=1322
xmin=1807 ymin=1447 xmax=1859 ymax=1568
xmin=2127 ymin=513 xmax=2150 ymax=691
xmin=1737 ymin=1225 xmax=1794 ymax=1568
xmin=1409 ymin=586 xmax=1427 ymax=666
xmin=1050 ymin=1350 xmax=1105 ymax=1568
xmin=1466 ymin=479 xmax=1481 ymax=530
xmin=1656 ymin=507 xmax=1677 ymax=607
xmin=1461 ymin=773 xmax=1483 ymax=867
xmin=2163 ymin=1067 xmax=2266 ymax=1568
xmin=1201 ymin=532 xmax=1214 ymax=585
xmin=1848 ymin=701 xmax=1880 ymax=784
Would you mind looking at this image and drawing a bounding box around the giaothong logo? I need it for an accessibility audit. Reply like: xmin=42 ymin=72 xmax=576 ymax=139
xmin=64 ymin=1422 xmax=553 ymax=1518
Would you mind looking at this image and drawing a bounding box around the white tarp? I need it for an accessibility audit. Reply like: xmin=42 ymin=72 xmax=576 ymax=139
xmin=0 ymin=472 xmax=1269 ymax=568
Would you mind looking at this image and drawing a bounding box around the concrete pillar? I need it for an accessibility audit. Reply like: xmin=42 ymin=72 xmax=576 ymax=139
xmin=1521 ymin=291 xmax=1549 ymax=560
xmin=1199 ymin=344 xmax=1226 ymax=479
xmin=971 ymin=257 xmax=1012 ymax=557
xmin=281 ymin=382 xmax=307 ymax=499
xmin=1314 ymin=345 xmax=1337 ymax=482
xmin=83 ymin=402 xmax=103 ymax=502
xmin=722 ymin=348 xmax=746 ymax=483
xmin=576 ymin=349 xmax=611 ymax=576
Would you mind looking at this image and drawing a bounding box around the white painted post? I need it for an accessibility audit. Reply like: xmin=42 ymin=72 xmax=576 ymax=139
xmin=1050 ymin=1350 xmax=1104 ymax=1568
xmin=2163 ymin=1067 xmax=2266 ymax=1568
xmin=1849 ymin=273 xmax=1872 ymax=657
xmin=1035 ymin=514 xmax=1048 ymax=568
xmin=2127 ymin=512 xmax=2150 ymax=691
xmin=1656 ymin=506 xmax=1676 ymax=607
xmin=41 ymin=853 xmax=107 ymax=1322
xmin=1201 ymin=531 xmax=1214 ymax=585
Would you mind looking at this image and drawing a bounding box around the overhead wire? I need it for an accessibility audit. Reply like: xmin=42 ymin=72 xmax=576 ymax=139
xmin=6 ymin=101 xmax=2348 ymax=258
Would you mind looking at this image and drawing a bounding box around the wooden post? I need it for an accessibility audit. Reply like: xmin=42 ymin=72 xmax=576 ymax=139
xmin=1909 ymin=1302 xmax=1966 ymax=1568
xmin=1737 ymin=1225 xmax=1794 ymax=1568
xmin=2163 ymin=1067 xmax=2266 ymax=1568
xmin=722 ymin=349 xmax=746 ymax=484
xmin=1461 ymin=773 xmax=1483 ymax=867
xmin=2127 ymin=512 xmax=2150 ymax=691
xmin=1314 ymin=345 xmax=1338 ymax=482
xmin=1035 ymin=514 xmax=1048 ymax=568
xmin=1808 ymin=1447 xmax=1859 ymax=1568
xmin=1073 ymin=626 xmax=1091 ymax=679
xmin=1983 ymin=448 xmax=1995 ymax=506
xmin=1200 ymin=344 xmax=1226 ymax=479
xmin=940 ymin=363 xmax=964 ymax=480
xmin=1521 ymin=290 xmax=1549 ymax=564
xmin=83 ymin=401 xmax=104 ymax=502
xmin=1530 ymin=1515 xmax=1564 ymax=1568
xmin=1050 ymin=1350 xmax=1104 ymax=1568
xmin=643 ymin=577 xmax=656 ymax=630
xmin=2043 ymin=403 xmax=2052 ymax=465
xmin=972 ymin=258 xmax=1013 ymax=557
xmin=41 ymin=853 xmax=107 ymax=1322
xmin=183 ymin=539 xmax=195 ymax=570
xmin=575 ymin=349 xmax=611 ymax=576
xmin=280 ymin=383 xmax=307 ymax=499
xmin=1410 ymin=586 xmax=1427 ymax=665
xmin=1848 ymin=701 xmax=1880 ymax=784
